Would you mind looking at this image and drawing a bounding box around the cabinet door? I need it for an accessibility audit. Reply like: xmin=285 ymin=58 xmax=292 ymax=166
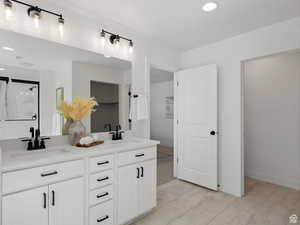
xmin=49 ymin=177 xmax=84 ymax=225
xmin=117 ymin=164 xmax=139 ymax=225
xmin=2 ymin=186 xmax=49 ymax=225
xmin=138 ymin=160 xmax=157 ymax=215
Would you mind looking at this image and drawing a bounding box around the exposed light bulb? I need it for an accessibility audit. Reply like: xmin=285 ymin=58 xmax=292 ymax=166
xmin=114 ymin=35 xmax=120 ymax=49
xmin=58 ymin=16 xmax=64 ymax=36
xmin=33 ymin=14 xmax=39 ymax=28
xmin=4 ymin=0 xmax=13 ymax=20
xmin=129 ymin=40 xmax=134 ymax=54
xmin=100 ymin=30 xmax=106 ymax=47
xmin=27 ymin=6 xmax=41 ymax=29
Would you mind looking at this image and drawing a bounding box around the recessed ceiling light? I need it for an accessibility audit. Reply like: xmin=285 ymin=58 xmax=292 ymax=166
xmin=2 ymin=46 xmax=14 ymax=51
xmin=0 ymin=68 xmax=5 ymax=71
xmin=202 ymin=2 xmax=218 ymax=12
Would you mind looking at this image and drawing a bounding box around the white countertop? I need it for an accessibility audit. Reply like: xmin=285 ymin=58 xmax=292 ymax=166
xmin=2 ymin=138 xmax=159 ymax=173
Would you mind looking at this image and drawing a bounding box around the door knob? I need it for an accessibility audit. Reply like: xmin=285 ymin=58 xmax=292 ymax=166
xmin=210 ymin=131 xmax=216 ymax=136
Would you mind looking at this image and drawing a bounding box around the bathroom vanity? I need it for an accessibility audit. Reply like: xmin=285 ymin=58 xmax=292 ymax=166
xmin=1 ymin=138 xmax=158 ymax=225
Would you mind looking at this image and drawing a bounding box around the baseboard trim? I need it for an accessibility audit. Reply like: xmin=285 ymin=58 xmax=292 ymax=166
xmin=246 ymin=170 xmax=300 ymax=190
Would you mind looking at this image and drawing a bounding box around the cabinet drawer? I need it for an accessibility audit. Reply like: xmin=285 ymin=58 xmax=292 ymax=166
xmin=89 ymin=200 xmax=113 ymax=225
xmin=3 ymin=160 xmax=84 ymax=194
xmin=118 ymin=147 xmax=156 ymax=166
xmin=90 ymin=170 xmax=113 ymax=190
xmin=89 ymin=185 xmax=113 ymax=206
xmin=89 ymin=155 xmax=114 ymax=173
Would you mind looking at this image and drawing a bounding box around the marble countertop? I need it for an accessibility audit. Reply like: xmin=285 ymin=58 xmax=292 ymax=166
xmin=2 ymin=138 xmax=159 ymax=173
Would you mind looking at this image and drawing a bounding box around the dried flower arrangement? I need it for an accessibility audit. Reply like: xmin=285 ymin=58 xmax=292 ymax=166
xmin=57 ymin=96 xmax=98 ymax=121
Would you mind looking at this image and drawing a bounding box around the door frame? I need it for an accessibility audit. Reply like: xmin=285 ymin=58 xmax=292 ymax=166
xmin=148 ymin=64 xmax=177 ymax=176
xmin=240 ymin=49 xmax=300 ymax=196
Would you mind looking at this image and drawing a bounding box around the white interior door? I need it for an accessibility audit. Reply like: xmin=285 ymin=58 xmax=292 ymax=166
xmin=176 ymin=64 xmax=218 ymax=190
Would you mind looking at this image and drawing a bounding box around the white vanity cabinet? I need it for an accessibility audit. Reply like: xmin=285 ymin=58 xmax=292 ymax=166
xmin=117 ymin=147 xmax=157 ymax=225
xmin=2 ymin=160 xmax=85 ymax=225
xmin=1 ymin=143 xmax=158 ymax=225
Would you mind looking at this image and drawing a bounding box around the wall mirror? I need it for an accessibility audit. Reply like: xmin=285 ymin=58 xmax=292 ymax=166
xmin=0 ymin=28 xmax=132 ymax=140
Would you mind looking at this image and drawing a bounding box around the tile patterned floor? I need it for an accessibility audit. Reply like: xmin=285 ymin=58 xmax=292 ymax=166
xmin=133 ymin=178 xmax=300 ymax=225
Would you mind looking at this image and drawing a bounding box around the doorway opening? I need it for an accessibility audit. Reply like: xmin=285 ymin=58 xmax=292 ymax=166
xmin=150 ymin=66 xmax=175 ymax=186
xmin=242 ymin=50 xmax=300 ymax=195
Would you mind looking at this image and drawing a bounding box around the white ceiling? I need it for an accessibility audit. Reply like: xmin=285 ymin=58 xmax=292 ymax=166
xmin=56 ymin=0 xmax=300 ymax=51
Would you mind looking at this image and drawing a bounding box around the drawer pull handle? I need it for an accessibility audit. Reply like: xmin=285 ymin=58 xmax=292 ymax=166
xmin=97 ymin=161 xmax=109 ymax=165
xmin=141 ymin=166 xmax=144 ymax=177
xmin=137 ymin=167 xmax=140 ymax=179
xmin=135 ymin=153 xmax=145 ymax=157
xmin=96 ymin=192 xmax=109 ymax=198
xmin=41 ymin=171 xmax=58 ymax=177
xmin=51 ymin=190 xmax=55 ymax=206
xmin=97 ymin=176 xmax=109 ymax=182
xmin=97 ymin=215 xmax=109 ymax=223
xmin=43 ymin=192 xmax=47 ymax=209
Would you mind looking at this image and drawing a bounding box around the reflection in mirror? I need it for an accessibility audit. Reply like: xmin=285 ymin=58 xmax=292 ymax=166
xmin=0 ymin=28 xmax=132 ymax=140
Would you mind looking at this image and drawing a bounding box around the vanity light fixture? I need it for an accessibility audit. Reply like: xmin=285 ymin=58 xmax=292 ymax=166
xmin=100 ymin=29 xmax=134 ymax=54
xmin=202 ymin=2 xmax=218 ymax=12
xmin=3 ymin=0 xmax=65 ymax=33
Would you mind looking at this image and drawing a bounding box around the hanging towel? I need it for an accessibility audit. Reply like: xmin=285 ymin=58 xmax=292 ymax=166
xmin=0 ymin=81 xmax=7 ymax=120
xmin=136 ymin=94 xmax=148 ymax=120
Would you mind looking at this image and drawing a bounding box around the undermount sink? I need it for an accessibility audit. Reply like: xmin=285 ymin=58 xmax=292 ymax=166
xmin=10 ymin=148 xmax=71 ymax=159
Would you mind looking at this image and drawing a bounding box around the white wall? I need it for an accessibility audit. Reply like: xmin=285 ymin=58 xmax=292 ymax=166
xmin=180 ymin=17 xmax=300 ymax=196
xmin=72 ymin=62 xmax=130 ymax=133
xmin=150 ymin=81 xmax=174 ymax=148
xmin=244 ymin=52 xmax=300 ymax=190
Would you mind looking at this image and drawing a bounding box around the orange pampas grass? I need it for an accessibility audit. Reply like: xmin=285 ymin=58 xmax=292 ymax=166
xmin=57 ymin=96 xmax=98 ymax=121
